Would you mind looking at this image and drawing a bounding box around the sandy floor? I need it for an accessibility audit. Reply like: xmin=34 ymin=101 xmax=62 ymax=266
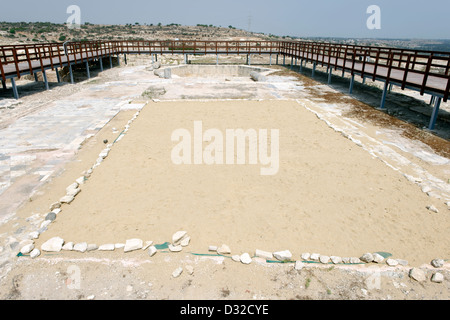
xmin=32 ymin=99 xmax=449 ymax=266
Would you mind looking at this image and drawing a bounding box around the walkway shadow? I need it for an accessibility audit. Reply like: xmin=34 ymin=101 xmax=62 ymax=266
xmin=291 ymin=64 xmax=450 ymax=142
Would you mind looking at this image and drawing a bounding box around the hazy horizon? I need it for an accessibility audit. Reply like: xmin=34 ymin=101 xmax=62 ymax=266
xmin=1 ymin=0 xmax=449 ymax=40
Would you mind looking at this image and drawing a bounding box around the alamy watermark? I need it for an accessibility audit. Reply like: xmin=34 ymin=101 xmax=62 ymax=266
xmin=366 ymin=5 xmax=381 ymax=30
xmin=171 ymin=121 xmax=279 ymax=176
xmin=66 ymin=5 xmax=81 ymax=30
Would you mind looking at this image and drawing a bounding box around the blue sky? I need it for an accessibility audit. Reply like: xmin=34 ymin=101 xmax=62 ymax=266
xmin=2 ymin=0 xmax=449 ymax=39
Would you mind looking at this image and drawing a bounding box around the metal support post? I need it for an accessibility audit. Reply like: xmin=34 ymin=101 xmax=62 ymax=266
xmin=328 ymin=67 xmax=333 ymax=84
xmin=312 ymin=62 xmax=316 ymax=77
xmin=85 ymin=61 xmax=90 ymax=79
xmin=349 ymin=74 xmax=355 ymax=94
xmin=380 ymin=82 xmax=389 ymax=109
xmin=99 ymin=57 xmax=103 ymax=72
xmin=42 ymin=70 xmax=49 ymax=90
xmin=69 ymin=63 xmax=74 ymax=84
xmin=428 ymin=97 xmax=442 ymax=130
xmin=11 ymin=78 xmax=19 ymax=99
xmin=56 ymin=68 xmax=61 ymax=83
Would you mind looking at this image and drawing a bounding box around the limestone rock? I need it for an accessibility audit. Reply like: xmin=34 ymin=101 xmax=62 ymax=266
xmin=217 ymin=244 xmax=231 ymax=255
xmin=319 ymin=255 xmax=330 ymax=264
xmin=124 ymin=239 xmax=143 ymax=252
xmin=360 ymin=253 xmax=374 ymax=263
xmin=255 ymin=249 xmax=273 ymax=260
xmin=310 ymin=253 xmax=320 ymax=261
xmin=397 ymin=259 xmax=408 ymax=266
xmin=172 ymin=267 xmax=183 ymax=278
xmin=426 ymin=205 xmax=439 ymax=213
xmin=330 ymin=256 xmax=342 ymax=264
xmin=169 ymin=244 xmax=182 ymax=252
xmin=240 ymin=253 xmax=252 ymax=264
xmin=301 ymin=253 xmax=311 ymax=260
xmin=409 ymin=268 xmax=426 ymax=282
xmin=115 ymin=243 xmax=125 ymax=249
xmin=143 ymin=241 xmax=153 ymax=250
xmin=67 ymin=188 xmax=81 ymax=197
xmin=28 ymin=231 xmax=39 ymax=240
xmin=172 ymin=231 xmax=187 ymax=245
xmin=386 ymin=258 xmax=399 ymax=266
xmin=40 ymin=220 xmax=51 ymax=229
xmin=185 ymin=265 xmax=194 ymax=275
xmin=62 ymin=242 xmax=74 ymax=251
xmin=66 ymin=182 xmax=79 ymax=193
xmin=60 ymin=195 xmax=74 ymax=204
xmin=148 ymin=246 xmax=157 ymax=257
xmin=431 ymin=272 xmax=444 ymax=283
xmin=231 ymin=255 xmax=241 ymax=262
xmin=73 ymin=242 xmax=88 ymax=253
xmin=49 ymin=202 xmax=61 ymax=211
xmin=87 ymin=244 xmax=98 ymax=251
xmin=41 ymin=237 xmax=64 ymax=252
xmin=349 ymin=257 xmax=362 ymax=264
xmin=273 ymin=250 xmax=292 ymax=262
xmin=180 ymin=237 xmax=190 ymax=247
xmin=98 ymin=244 xmax=115 ymax=251
xmin=431 ymin=259 xmax=444 ymax=268
xmin=208 ymin=245 xmax=218 ymax=251
xmin=372 ymin=253 xmax=385 ymax=263
xmin=20 ymin=243 xmax=35 ymax=254
xmin=30 ymin=248 xmax=40 ymax=259
xmin=294 ymin=261 xmax=305 ymax=270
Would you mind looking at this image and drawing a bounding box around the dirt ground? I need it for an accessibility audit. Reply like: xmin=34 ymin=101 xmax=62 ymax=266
xmin=0 ymin=54 xmax=449 ymax=301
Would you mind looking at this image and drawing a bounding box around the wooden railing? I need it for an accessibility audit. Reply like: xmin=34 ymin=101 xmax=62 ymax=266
xmin=1 ymin=40 xmax=449 ymax=101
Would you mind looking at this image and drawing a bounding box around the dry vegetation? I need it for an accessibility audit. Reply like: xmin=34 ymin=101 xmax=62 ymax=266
xmin=0 ymin=21 xmax=290 ymax=45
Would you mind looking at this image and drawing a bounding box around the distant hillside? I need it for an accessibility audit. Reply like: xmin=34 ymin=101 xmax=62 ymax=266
xmin=0 ymin=21 xmax=287 ymax=45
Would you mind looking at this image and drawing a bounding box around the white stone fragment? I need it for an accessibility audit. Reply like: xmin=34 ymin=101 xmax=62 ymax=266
xmin=301 ymin=253 xmax=311 ymax=260
xmin=294 ymin=261 xmax=305 ymax=270
xmin=310 ymin=253 xmax=320 ymax=261
xmin=409 ymin=268 xmax=426 ymax=282
xmin=62 ymin=242 xmax=74 ymax=251
xmin=73 ymin=242 xmax=88 ymax=253
xmin=431 ymin=259 xmax=444 ymax=268
xmin=52 ymin=208 xmax=61 ymax=215
xmin=185 ymin=265 xmax=194 ymax=275
xmin=349 ymin=257 xmax=362 ymax=264
xmin=231 ymin=255 xmax=241 ymax=262
xmin=330 ymin=256 xmax=342 ymax=264
xmin=148 ymin=246 xmax=157 ymax=257
xmin=240 ymin=253 xmax=252 ymax=264
xmin=421 ymin=185 xmax=432 ymax=193
xmin=30 ymin=248 xmax=40 ymax=259
xmin=98 ymin=244 xmax=115 ymax=251
xmin=172 ymin=231 xmax=187 ymax=245
xmin=431 ymin=272 xmax=444 ymax=283
xmin=255 ymin=249 xmax=274 ymax=260
xmin=124 ymin=239 xmax=143 ymax=252
xmin=273 ymin=250 xmax=292 ymax=262
xmin=76 ymin=177 xmax=85 ymax=185
xmin=217 ymin=244 xmax=231 ymax=255
xmin=87 ymin=244 xmax=98 ymax=251
xmin=180 ymin=236 xmax=190 ymax=247
xmin=360 ymin=253 xmax=374 ymax=263
xmin=319 ymin=255 xmax=330 ymax=264
xmin=67 ymin=188 xmax=81 ymax=197
xmin=386 ymin=258 xmax=398 ymax=266
xmin=28 ymin=231 xmax=39 ymax=240
xmin=208 ymin=245 xmax=218 ymax=251
xmin=20 ymin=243 xmax=35 ymax=254
xmin=41 ymin=237 xmax=64 ymax=252
xmin=40 ymin=220 xmax=52 ymax=229
xmin=87 ymin=295 xmax=95 ymax=300
xmin=115 ymin=243 xmax=125 ymax=249
xmin=66 ymin=182 xmax=79 ymax=193
xmin=59 ymin=195 xmax=74 ymax=204
xmin=169 ymin=244 xmax=182 ymax=252
xmin=142 ymin=241 xmax=153 ymax=250
xmin=372 ymin=253 xmax=385 ymax=263
xmin=172 ymin=267 xmax=183 ymax=278
xmin=426 ymin=205 xmax=439 ymax=213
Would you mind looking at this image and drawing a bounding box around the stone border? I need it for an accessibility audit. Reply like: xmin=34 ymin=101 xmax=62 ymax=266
xmin=16 ymin=101 xmax=448 ymax=286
